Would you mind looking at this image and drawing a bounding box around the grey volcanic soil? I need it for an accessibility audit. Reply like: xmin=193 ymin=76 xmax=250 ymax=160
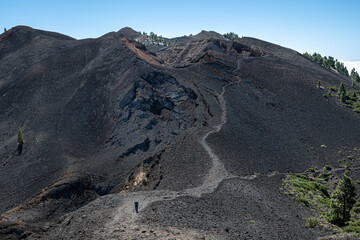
xmin=1 ymin=26 xmax=360 ymax=239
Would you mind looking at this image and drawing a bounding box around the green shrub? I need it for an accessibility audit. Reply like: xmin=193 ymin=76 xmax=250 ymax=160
xmin=319 ymin=172 xmax=333 ymax=181
xmin=307 ymin=166 xmax=317 ymax=172
xmin=297 ymin=197 xmax=310 ymax=206
xmin=343 ymin=221 xmax=360 ymax=236
xmin=353 ymin=108 xmax=360 ymax=113
xmin=323 ymin=165 xmax=332 ymax=170
xmin=345 ymin=161 xmax=349 ymax=168
xmin=305 ymin=217 xmax=319 ymax=228
xmin=330 ymin=87 xmax=338 ymax=92
xmin=17 ymin=129 xmax=24 ymax=144
xmin=347 ymin=90 xmax=357 ymax=100
xmin=354 ymin=102 xmax=360 ymax=108
xmin=351 ymin=202 xmax=360 ymax=214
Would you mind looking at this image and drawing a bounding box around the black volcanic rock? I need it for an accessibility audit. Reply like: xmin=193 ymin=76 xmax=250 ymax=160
xmin=191 ymin=30 xmax=224 ymax=41
xmin=117 ymin=26 xmax=141 ymax=38
xmin=0 ymin=26 xmax=360 ymax=239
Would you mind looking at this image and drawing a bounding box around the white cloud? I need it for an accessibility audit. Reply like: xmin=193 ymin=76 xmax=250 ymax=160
xmin=342 ymin=60 xmax=360 ymax=73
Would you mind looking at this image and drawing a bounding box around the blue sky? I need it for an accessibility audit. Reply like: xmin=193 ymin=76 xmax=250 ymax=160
xmin=1 ymin=0 xmax=360 ymax=62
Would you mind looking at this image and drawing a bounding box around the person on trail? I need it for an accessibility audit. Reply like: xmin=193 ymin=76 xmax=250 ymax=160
xmin=134 ymin=201 xmax=139 ymax=213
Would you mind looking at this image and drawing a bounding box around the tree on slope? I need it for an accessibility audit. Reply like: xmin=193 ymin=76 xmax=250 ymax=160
xmin=351 ymin=68 xmax=360 ymax=83
xmin=338 ymin=82 xmax=346 ymax=95
xmin=328 ymin=172 xmax=356 ymax=226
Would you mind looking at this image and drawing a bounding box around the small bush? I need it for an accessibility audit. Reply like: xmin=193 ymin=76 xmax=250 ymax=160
xmin=354 ymin=102 xmax=360 ymax=108
xmin=353 ymin=108 xmax=360 ymax=113
xmin=319 ymin=172 xmax=333 ymax=181
xmin=17 ymin=129 xmax=24 ymax=144
xmin=321 ymin=144 xmax=327 ymax=148
xmin=345 ymin=161 xmax=349 ymax=168
xmin=305 ymin=217 xmax=319 ymax=228
xmin=323 ymin=165 xmax=332 ymax=170
xmin=347 ymin=90 xmax=357 ymax=100
xmin=351 ymin=202 xmax=360 ymax=214
xmin=330 ymin=87 xmax=338 ymax=92
xmin=297 ymin=197 xmax=310 ymax=206
xmin=343 ymin=221 xmax=360 ymax=236
xmin=307 ymin=166 xmax=317 ymax=172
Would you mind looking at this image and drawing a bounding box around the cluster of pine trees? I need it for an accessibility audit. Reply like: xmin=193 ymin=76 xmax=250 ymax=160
xmin=351 ymin=68 xmax=360 ymax=83
xmin=223 ymin=32 xmax=239 ymax=40
xmin=303 ymin=52 xmax=360 ymax=85
xmin=140 ymin=31 xmax=177 ymax=46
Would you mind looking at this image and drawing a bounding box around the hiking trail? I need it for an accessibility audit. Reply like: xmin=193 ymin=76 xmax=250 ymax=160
xmin=90 ymin=60 xmax=246 ymax=239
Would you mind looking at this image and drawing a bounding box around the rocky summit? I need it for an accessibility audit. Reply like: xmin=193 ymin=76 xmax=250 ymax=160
xmin=1 ymin=26 xmax=360 ymax=239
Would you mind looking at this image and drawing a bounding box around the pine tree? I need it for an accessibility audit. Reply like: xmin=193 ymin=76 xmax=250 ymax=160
xmin=338 ymin=82 xmax=346 ymax=95
xmin=351 ymin=68 xmax=360 ymax=83
xmin=303 ymin=52 xmax=311 ymax=60
xmin=223 ymin=32 xmax=239 ymax=40
xmin=339 ymin=92 xmax=346 ymax=103
xmin=328 ymin=172 xmax=356 ymax=226
xmin=317 ymin=80 xmax=321 ymax=88
xmin=328 ymin=56 xmax=335 ymax=69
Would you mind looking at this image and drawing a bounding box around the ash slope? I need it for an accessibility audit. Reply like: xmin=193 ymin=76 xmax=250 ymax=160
xmin=0 ymin=26 xmax=360 ymax=239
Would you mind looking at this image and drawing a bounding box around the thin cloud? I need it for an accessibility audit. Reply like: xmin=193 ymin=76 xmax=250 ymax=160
xmin=342 ymin=60 xmax=360 ymax=73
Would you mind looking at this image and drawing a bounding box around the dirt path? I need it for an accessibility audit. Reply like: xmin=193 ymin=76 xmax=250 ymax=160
xmin=90 ymin=61 xmax=245 ymax=239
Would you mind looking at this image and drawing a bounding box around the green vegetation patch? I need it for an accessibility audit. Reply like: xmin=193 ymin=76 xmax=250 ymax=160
xmin=305 ymin=217 xmax=319 ymax=228
xmin=297 ymin=197 xmax=310 ymax=207
xmin=283 ymin=169 xmax=360 ymax=237
xmin=323 ymin=165 xmax=332 ymax=170
xmin=223 ymin=32 xmax=239 ymax=40
xmin=318 ymin=172 xmax=333 ymax=181
xmin=330 ymin=87 xmax=338 ymax=92
xmin=325 ymin=83 xmax=360 ymax=113
xmin=284 ymin=173 xmax=330 ymax=211
xmin=343 ymin=202 xmax=360 ymax=236
xmin=343 ymin=222 xmax=360 ymax=236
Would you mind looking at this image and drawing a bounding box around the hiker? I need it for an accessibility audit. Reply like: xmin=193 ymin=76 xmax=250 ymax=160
xmin=134 ymin=201 xmax=139 ymax=213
